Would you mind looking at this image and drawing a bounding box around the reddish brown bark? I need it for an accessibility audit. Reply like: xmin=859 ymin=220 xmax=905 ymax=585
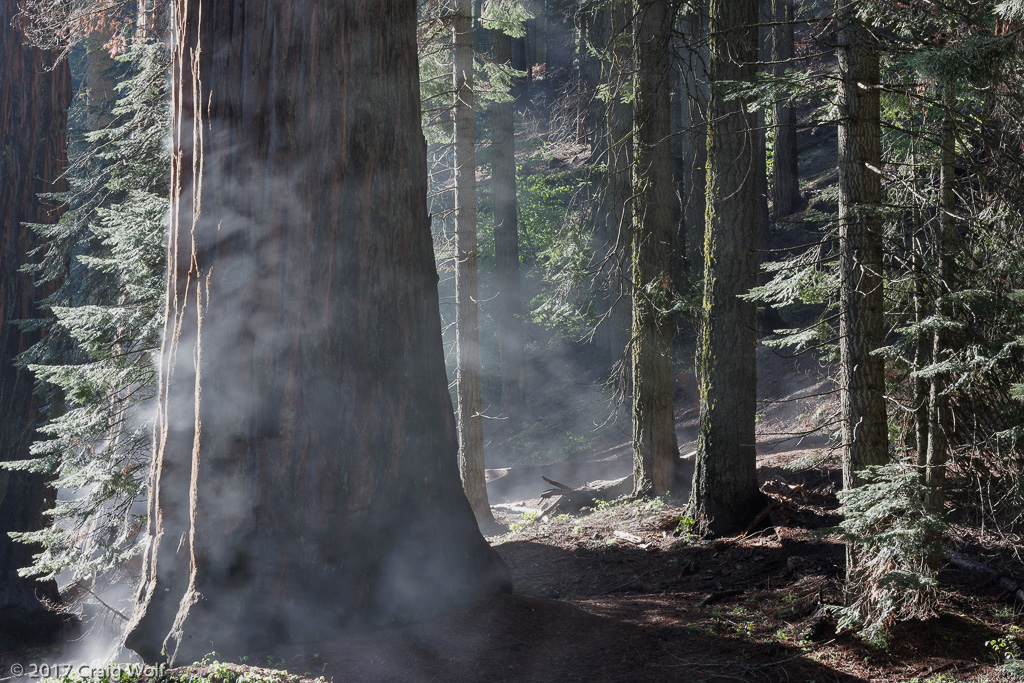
xmin=124 ymin=0 xmax=510 ymax=664
xmin=0 ymin=0 xmax=69 ymax=645
xmin=631 ymin=0 xmax=678 ymax=496
xmin=836 ymin=5 xmax=888 ymax=489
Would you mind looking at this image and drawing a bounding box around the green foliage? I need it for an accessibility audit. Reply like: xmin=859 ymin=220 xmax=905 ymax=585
xmin=509 ymin=511 xmax=540 ymax=534
xmin=827 ymin=463 xmax=946 ymax=644
xmin=516 ymin=162 xmax=596 ymax=336
xmin=987 ymin=625 xmax=1023 ymax=663
xmin=996 ymin=0 xmax=1024 ymax=20
xmin=480 ymin=0 xmax=533 ymax=38
xmin=509 ymin=422 xmax=594 ymax=465
xmin=6 ymin=38 xmax=169 ymax=583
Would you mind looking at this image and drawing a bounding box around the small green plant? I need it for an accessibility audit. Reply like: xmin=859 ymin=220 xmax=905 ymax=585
xmin=642 ymin=496 xmax=668 ymax=512
xmin=827 ymin=462 xmax=944 ymax=644
xmin=776 ymin=592 xmax=800 ymax=619
xmin=995 ymin=605 xmax=1016 ymax=622
xmin=668 ymin=514 xmax=696 ymax=536
xmin=509 ymin=511 xmax=540 ymax=534
xmin=732 ymin=621 xmax=756 ymax=638
xmin=987 ymin=625 xmax=1022 ymax=662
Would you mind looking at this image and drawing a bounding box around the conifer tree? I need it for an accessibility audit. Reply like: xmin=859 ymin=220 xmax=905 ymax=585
xmin=690 ymin=0 xmax=766 ymax=534
xmin=835 ymin=0 xmax=888 ymax=490
xmin=0 ymin=0 xmax=70 ymax=641
xmin=630 ymin=0 xmax=678 ymax=496
xmin=490 ymin=27 xmax=526 ymax=435
xmin=453 ymin=0 xmax=498 ymax=528
xmin=11 ymin=38 xmax=169 ymax=586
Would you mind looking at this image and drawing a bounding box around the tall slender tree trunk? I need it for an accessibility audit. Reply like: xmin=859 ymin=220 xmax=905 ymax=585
xmin=836 ymin=3 xmax=888 ymax=491
xmin=0 ymin=0 xmax=69 ymax=644
xmin=756 ymin=0 xmax=773 ymax=331
xmin=690 ymin=0 xmax=765 ymax=534
xmin=491 ymin=30 xmax=525 ymax=434
xmin=511 ymin=34 xmax=528 ymax=102
xmin=771 ymin=0 xmax=801 ymax=217
xmin=925 ymin=93 xmax=956 ymax=568
xmin=912 ymin=218 xmax=930 ymax=469
xmin=124 ymin=0 xmax=510 ymax=664
xmin=544 ymin=0 xmax=573 ymax=97
xmin=454 ymin=0 xmax=497 ymax=527
xmin=679 ymin=4 xmax=708 ymax=280
xmin=631 ymin=0 xmax=678 ymax=497
xmin=909 ymin=141 xmax=929 ymax=466
xmin=592 ymin=0 xmax=633 ymax=379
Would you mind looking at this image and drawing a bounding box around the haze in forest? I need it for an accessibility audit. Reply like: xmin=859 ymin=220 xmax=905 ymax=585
xmin=0 ymin=0 xmax=1022 ymax=681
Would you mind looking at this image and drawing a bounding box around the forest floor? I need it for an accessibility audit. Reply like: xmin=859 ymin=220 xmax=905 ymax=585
xmin=5 ymin=348 xmax=1018 ymax=683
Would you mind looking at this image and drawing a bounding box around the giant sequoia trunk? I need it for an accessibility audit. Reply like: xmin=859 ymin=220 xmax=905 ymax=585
xmin=124 ymin=0 xmax=510 ymax=664
xmin=631 ymin=0 xmax=678 ymax=496
xmin=690 ymin=0 xmax=766 ymax=535
xmin=836 ymin=5 xmax=888 ymax=489
xmin=0 ymin=0 xmax=69 ymax=644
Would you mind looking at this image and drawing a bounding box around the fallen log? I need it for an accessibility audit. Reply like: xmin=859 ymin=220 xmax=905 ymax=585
xmin=945 ymin=550 xmax=1024 ymax=604
xmin=491 ymin=503 xmax=543 ymax=515
xmin=539 ymin=475 xmax=633 ymax=515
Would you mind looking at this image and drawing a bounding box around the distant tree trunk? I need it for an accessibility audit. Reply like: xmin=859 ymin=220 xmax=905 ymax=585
xmin=678 ymin=4 xmax=707 ymax=279
xmin=631 ymin=0 xmax=678 ymax=496
xmin=0 ymin=0 xmax=69 ymax=643
xmin=771 ymin=0 xmax=801 ymax=217
xmin=511 ymin=34 xmax=528 ymax=101
xmin=912 ymin=217 xmax=930 ymax=468
xmin=592 ymin=0 xmax=633 ymax=379
xmin=755 ymin=0 xmax=773 ymax=331
xmin=124 ymin=0 xmax=510 ymax=664
xmin=925 ymin=93 xmax=956 ymax=568
xmin=545 ymin=0 xmax=573 ymax=96
xmin=491 ymin=30 xmax=525 ymax=434
xmin=910 ymin=141 xmax=929 ymax=467
xmin=690 ymin=0 xmax=765 ymax=534
xmin=836 ymin=4 xmax=888 ymax=491
xmin=454 ymin=0 xmax=497 ymax=527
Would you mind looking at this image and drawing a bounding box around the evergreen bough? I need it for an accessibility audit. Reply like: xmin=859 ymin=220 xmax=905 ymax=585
xmin=5 ymin=38 xmax=169 ymax=586
xmin=829 ymin=463 xmax=946 ymax=645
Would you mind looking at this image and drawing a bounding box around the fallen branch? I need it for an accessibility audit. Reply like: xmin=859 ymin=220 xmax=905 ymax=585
xmin=595 ymin=570 xmax=651 ymax=597
xmin=541 ymin=475 xmax=573 ymax=491
xmin=492 ymin=503 xmax=543 ymax=515
xmin=613 ymin=530 xmax=644 ymax=545
xmin=700 ymin=588 xmax=744 ymax=606
xmin=738 ymin=500 xmax=780 ymax=538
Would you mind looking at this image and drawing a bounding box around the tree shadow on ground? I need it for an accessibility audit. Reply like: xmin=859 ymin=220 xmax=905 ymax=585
xmin=277 ymin=591 xmax=865 ymax=682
